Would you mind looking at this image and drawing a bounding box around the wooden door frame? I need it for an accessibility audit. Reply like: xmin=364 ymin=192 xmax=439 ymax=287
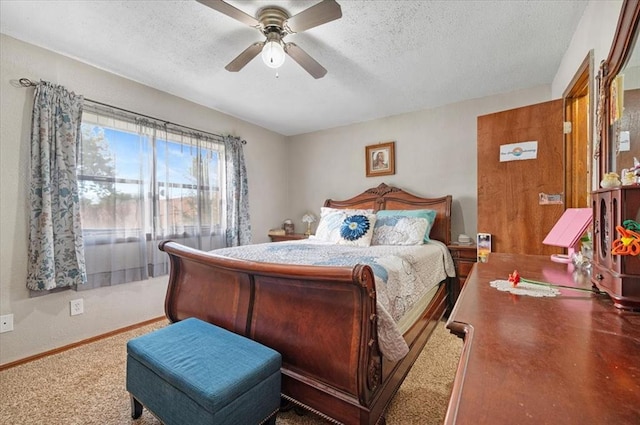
xmin=563 ymin=50 xmax=594 ymax=208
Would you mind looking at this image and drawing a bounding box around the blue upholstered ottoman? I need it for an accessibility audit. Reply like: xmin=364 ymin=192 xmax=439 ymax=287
xmin=126 ymin=317 xmax=281 ymax=425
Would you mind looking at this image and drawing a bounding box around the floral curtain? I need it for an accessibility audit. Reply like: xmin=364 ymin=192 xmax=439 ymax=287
xmin=27 ymin=82 xmax=87 ymax=290
xmin=224 ymin=136 xmax=251 ymax=246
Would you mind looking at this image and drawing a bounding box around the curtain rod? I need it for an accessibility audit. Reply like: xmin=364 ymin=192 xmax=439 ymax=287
xmin=18 ymin=78 xmax=246 ymax=144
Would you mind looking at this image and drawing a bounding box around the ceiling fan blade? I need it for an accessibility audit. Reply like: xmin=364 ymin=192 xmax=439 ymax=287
xmin=284 ymin=0 xmax=342 ymax=33
xmin=196 ymin=0 xmax=259 ymax=28
xmin=285 ymin=43 xmax=327 ymax=79
xmin=225 ymin=42 xmax=264 ymax=72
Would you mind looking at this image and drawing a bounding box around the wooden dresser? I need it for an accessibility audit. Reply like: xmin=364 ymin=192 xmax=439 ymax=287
xmin=447 ymin=243 xmax=477 ymax=306
xmin=592 ymin=186 xmax=640 ymax=310
xmin=445 ymin=253 xmax=640 ymax=424
xmin=268 ymin=233 xmax=307 ymax=242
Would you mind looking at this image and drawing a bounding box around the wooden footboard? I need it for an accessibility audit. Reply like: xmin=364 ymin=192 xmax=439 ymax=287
xmin=159 ymin=240 xmax=448 ymax=425
xmin=160 ymin=184 xmax=452 ymax=424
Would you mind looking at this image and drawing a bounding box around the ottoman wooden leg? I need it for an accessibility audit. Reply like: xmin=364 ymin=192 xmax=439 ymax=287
xmin=131 ymin=395 xmax=143 ymax=419
xmin=280 ymin=398 xmax=294 ymax=412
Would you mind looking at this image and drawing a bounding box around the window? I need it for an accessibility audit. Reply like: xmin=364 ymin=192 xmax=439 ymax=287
xmin=78 ymin=103 xmax=227 ymax=289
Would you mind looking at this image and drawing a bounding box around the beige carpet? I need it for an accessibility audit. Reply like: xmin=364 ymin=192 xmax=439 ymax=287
xmin=0 ymin=319 xmax=461 ymax=425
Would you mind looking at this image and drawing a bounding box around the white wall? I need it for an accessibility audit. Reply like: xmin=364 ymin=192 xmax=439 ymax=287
xmin=287 ymin=87 xmax=551 ymax=240
xmin=0 ymin=34 xmax=289 ymax=365
xmin=287 ymin=0 xmax=624 ymax=243
xmin=552 ymin=0 xmax=623 ymax=97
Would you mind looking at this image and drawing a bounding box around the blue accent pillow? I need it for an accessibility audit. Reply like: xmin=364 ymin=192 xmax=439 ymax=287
xmin=336 ymin=213 xmax=377 ymax=246
xmin=313 ymin=209 xmax=377 ymax=246
xmin=375 ymin=209 xmax=437 ymax=243
xmin=339 ymin=214 xmax=372 ymax=242
xmin=313 ymin=207 xmax=374 ymax=243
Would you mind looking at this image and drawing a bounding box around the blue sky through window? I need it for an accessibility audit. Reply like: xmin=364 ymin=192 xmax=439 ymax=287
xmin=87 ymin=127 xmax=221 ymax=196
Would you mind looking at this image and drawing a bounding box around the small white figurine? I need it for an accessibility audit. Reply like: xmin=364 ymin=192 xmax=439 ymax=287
xmin=622 ymin=169 xmax=636 ymax=185
xmin=632 ymin=157 xmax=640 ymax=183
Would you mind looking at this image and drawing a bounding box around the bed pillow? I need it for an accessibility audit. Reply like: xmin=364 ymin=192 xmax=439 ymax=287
xmin=313 ymin=207 xmax=375 ymax=245
xmin=314 ymin=207 xmax=373 ymax=242
xmin=371 ymin=216 xmax=429 ymax=245
xmin=336 ymin=213 xmax=377 ymax=247
xmin=319 ymin=207 xmax=374 ymax=217
xmin=375 ymin=209 xmax=437 ymax=243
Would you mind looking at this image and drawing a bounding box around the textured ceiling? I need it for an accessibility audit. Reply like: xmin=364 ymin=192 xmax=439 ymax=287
xmin=0 ymin=0 xmax=588 ymax=136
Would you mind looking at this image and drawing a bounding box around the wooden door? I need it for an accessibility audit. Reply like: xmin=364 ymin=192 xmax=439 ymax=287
xmin=477 ymin=99 xmax=564 ymax=255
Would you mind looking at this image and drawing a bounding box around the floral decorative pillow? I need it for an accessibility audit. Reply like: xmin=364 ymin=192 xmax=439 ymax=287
xmin=375 ymin=209 xmax=437 ymax=243
xmin=336 ymin=213 xmax=377 ymax=247
xmin=319 ymin=207 xmax=374 ymax=217
xmin=371 ymin=216 xmax=429 ymax=245
xmin=313 ymin=207 xmax=374 ymax=243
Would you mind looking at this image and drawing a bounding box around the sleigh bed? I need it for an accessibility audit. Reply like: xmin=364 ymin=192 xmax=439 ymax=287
xmin=159 ymin=183 xmax=454 ymax=425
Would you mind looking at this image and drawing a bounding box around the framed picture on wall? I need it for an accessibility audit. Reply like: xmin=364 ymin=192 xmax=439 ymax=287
xmin=366 ymin=141 xmax=395 ymax=177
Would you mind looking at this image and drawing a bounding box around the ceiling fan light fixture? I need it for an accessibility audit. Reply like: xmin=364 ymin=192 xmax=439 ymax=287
xmin=261 ymin=37 xmax=285 ymax=69
xmin=202 ymin=1 xmax=342 ymax=77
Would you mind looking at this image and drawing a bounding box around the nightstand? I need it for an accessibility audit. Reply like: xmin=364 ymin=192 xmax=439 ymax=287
xmin=447 ymin=243 xmax=477 ymax=308
xmin=268 ymin=233 xmax=308 ymax=242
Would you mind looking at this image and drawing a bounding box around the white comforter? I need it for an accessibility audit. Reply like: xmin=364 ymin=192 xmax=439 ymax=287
xmin=212 ymin=239 xmax=455 ymax=361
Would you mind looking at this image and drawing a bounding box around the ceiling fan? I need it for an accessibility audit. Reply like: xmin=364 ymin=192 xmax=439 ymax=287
xmin=196 ymin=0 xmax=342 ymax=79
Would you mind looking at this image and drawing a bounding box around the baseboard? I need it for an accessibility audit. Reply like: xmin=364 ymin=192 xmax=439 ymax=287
xmin=0 ymin=316 xmax=166 ymax=371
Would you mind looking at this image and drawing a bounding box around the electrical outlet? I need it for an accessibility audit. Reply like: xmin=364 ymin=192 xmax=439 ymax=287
xmin=0 ymin=314 xmax=14 ymax=333
xmin=70 ymin=299 xmax=84 ymax=316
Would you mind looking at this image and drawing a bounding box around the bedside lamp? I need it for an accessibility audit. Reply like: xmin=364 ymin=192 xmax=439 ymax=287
xmin=302 ymin=213 xmax=317 ymax=236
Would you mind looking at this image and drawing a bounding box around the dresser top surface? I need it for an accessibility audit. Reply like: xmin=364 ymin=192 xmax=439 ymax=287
xmin=446 ymin=253 xmax=640 ymax=425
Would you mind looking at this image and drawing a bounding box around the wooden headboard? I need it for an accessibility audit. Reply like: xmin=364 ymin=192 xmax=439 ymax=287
xmin=324 ymin=183 xmax=452 ymax=245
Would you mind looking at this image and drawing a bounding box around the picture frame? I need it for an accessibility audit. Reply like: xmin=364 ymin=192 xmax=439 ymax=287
xmin=366 ymin=141 xmax=395 ymax=177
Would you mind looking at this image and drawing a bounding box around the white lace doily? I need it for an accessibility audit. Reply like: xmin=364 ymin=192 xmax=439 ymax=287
xmin=490 ymin=279 xmax=560 ymax=297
